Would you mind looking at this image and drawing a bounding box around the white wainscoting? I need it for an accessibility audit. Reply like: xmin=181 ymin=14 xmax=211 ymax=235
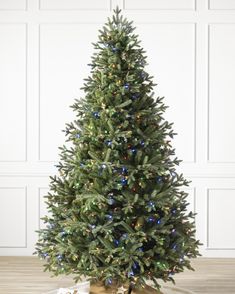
xmin=208 ymin=24 xmax=235 ymax=162
xmin=0 ymin=0 xmax=235 ymax=257
xmin=0 ymin=24 xmax=27 ymax=162
xmin=0 ymin=0 xmax=27 ymax=10
xmin=123 ymin=0 xmax=196 ymax=10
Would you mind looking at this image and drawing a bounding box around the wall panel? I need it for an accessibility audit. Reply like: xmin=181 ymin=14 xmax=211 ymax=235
xmin=207 ymin=189 xmax=235 ymax=249
xmin=39 ymin=0 xmax=111 ymax=10
xmin=39 ymin=24 xmax=100 ymax=161
xmin=137 ymin=23 xmax=196 ymax=163
xmin=124 ymin=0 xmax=195 ymax=10
xmin=208 ymin=24 xmax=235 ymax=162
xmin=0 ymin=0 xmax=26 ymax=10
xmin=0 ymin=24 xmax=27 ymax=162
xmin=0 ymin=187 xmax=27 ymax=247
xmin=209 ymin=0 xmax=235 ymax=10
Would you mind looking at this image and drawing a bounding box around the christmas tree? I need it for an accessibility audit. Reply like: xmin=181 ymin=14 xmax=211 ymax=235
xmin=35 ymin=7 xmax=201 ymax=293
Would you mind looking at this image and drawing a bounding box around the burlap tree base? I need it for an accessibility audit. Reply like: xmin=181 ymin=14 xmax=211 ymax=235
xmin=90 ymin=282 xmax=162 ymax=294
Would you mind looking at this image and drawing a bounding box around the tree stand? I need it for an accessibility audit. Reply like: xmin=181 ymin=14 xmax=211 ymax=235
xmin=90 ymin=282 xmax=163 ymax=294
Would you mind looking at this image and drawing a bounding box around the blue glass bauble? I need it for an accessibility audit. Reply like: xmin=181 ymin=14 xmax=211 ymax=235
xmin=93 ymin=111 xmax=100 ymax=118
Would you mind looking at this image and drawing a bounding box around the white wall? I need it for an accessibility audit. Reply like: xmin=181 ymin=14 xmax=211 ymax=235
xmin=0 ymin=0 xmax=235 ymax=257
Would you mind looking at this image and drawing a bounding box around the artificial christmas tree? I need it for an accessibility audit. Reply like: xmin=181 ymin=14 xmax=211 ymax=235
xmin=35 ymin=7 xmax=201 ymax=294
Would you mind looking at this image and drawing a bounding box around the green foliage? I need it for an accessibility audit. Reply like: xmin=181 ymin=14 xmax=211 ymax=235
xmin=35 ymin=7 xmax=201 ymax=290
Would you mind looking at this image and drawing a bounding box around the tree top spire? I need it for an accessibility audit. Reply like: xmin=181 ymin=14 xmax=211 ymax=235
xmin=113 ymin=6 xmax=121 ymax=15
xmin=112 ymin=6 xmax=122 ymax=24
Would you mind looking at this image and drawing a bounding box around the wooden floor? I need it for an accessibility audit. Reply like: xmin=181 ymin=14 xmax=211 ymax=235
xmin=0 ymin=257 xmax=234 ymax=294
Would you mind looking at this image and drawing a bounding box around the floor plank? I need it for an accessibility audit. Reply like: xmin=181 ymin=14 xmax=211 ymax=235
xmin=0 ymin=257 xmax=235 ymax=294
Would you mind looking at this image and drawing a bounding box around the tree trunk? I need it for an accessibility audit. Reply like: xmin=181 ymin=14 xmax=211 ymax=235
xmin=127 ymin=283 xmax=133 ymax=294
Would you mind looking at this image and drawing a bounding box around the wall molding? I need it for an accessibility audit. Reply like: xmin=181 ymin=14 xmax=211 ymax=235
xmin=206 ymin=188 xmax=235 ymax=250
xmin=208 ymin=0 xmax=235 ymax=10
xmin=0 ymin=23 xmax=28 ymax=163
xmin=39 ymin=0 xmax=112 ymax=11
xmin=0 ymin=187 xmax=27 ymax=248
xmin=123 ymin=0 xmax=196 ymax=11
xmin=0 ymin=0 xmax=27 ymax=11
xmin=207 ymin=23 xmax=235 ymax=163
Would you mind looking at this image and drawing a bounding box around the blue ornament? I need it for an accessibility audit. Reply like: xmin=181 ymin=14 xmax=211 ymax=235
xmin=132 ymin=262 xmax=140 ymax=274
xmin=89 ymin=224 xmax=96 ymax=229
xmin=172 ymin=244 xmax=177 ymax=250
xmin=105 ymin=139 xmax=112 ymax=146
xmin=121 ymin=233 xmax=128 ymax=240
xmin=121 ymin=177 xmax=128 ymax=186
xmin=140 ymin=72 xmax=147 ymax=79
xmin=106 ymin=278 xmax=112 ymax=285
xmin=80 ymin=162 xmax=85 ymax=168
xmin=121 ymin=167 xmax=128 ymax=174
xmin=171 ymin=171 xmax=177 ymax=178
xmin=131 ymin=148 xmax=137 ymax=154
xmin=42 ymin=253 xmax=49 ymax=258
xmin=111 ymin=46 xmax=118 ymax=52
xmin=127 ymin=270 xmax=134 ymax=277
xmin=132 ymin=262 xmax=139 ymax=270
xmin=114 ymin=239 xmax=119 ymax=246
xmin=108 ymin=197 xmax=115 ymax=205
xmin=93 ymin=111 xmax=100 ymax=118
xmin=57 ymin=254 xmax=63 ymax=261
xmin=101 ymin=163 xmax=107 ymax=169
xmin=132 ymin=93 xmax=140 ymax=99
xmin=171 ymin=228 xmax=176 ymax=234
xmin=156 ymin=219 xmax=161 ymax=225
xmin=106 ymin=214 xmax=113 ymax=220
xmin=172 ymin=209 xmax=177 ymax=214
xmin=148 ymin=201 xmax=155 ymax=208
xmin=138 ymin=247 xmax=144 ymax=252
xmin=76 ymin=133 xmax=81 ymax=138
xmin=60 ymin=231 xmax=66 ymax=237
xmin=131 ymin=94 xmax=138 ymax=100
xmin=140 ymin=140 xmax=145 ymax=146
xmin=147 ymin=216 xmax=155 ymax=222
xmin=156 ymin=176 xmax=163 ymax=184
xmin=124 ymin=83 xmax=130 ymax=89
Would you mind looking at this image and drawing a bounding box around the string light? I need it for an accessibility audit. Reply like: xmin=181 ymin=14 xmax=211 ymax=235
xmin=93 ymin=111 xmax=100 ymax=118
xmin=124 ymin=83 xmax=130 ymax=89
xmin=147 ymin=216 xmax=155 ymax=222
xmin=156 ymin=219 xmax=161 ymax=225
xmin=106 ymin=278 xmax=113 ymax=285
xmin=106 ymin=214 xmax=113 ymax=220
xmin=105 ymin=139 xmax=112 ymax=146
xmin=121 ymin=167 xmax=128 ymax=174
xmin=121 ymin=233 xmax=128 ymax=240
xmin=131 ymin=148 xmax=137 ymax=154
xmin=148 ymin=201 xmax=155 ymax=208
xmin=121 ymin=177 xmax=128 ymax=186
xmin=114 ymin=239 xmax=120 ymax=246
xmin=108 ymin=197 xmax=115 ymax=205
xmin=156 ymin=176 xmax=163 ymax=184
